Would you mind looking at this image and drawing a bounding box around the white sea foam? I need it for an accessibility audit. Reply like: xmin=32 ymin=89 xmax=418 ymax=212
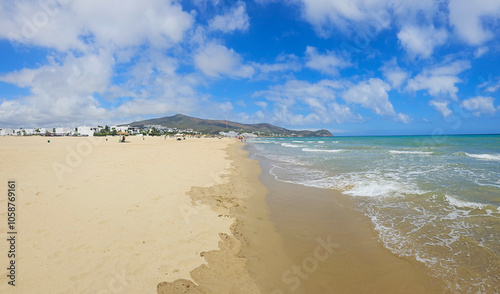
xmin=318 ymin=141 xmax=325 ymax=143
xmin=281 ymin=143 xmax=303 ymax=148
xmin=302 ymin=148 xmax=345 ymax=153
xmin=251 ymin=135 xmax=500 ymax=293
xmin=268 ymin=164 xmax=327 ymax=185
xmin=445 ymin=194 xmax=487 ymax=210
xmin=343 ymin=179 xmax=423 ymax=197
xmin=464 ymin=152 xmax=500 ymax=161
xmin=389 ymin=150 xmax=433 ymax=155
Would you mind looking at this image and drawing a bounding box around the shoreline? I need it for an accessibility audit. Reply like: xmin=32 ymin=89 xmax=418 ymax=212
xmin=248 ymin=146 xmax=447 ymax=293
xmin=158 ymin=141 xmax=447 ymax=293
xmin=158 ymin=142 xmax=292 ymax=293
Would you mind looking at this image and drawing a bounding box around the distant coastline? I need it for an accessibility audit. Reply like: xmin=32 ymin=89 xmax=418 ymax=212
xmin=0 ymin=113 xmax=334 ymax=138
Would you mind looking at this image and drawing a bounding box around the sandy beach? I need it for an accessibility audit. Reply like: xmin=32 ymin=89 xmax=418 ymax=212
xmin=0 ymin=136 xmax=261 ymax=293
xmin=0 ymin=135 xmax=453 ymax=294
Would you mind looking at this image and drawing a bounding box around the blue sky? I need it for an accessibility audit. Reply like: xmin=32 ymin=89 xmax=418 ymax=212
xmin=0 ymin=0 xmax=499 ymax=135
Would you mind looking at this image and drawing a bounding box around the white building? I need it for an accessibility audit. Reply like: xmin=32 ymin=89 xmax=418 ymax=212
xmin=76 ymin=126 xmax=101 ymax=136
xmin=110 ymin=125 xmax=130 ymax=133
xmin=54 ymin=127 xmax=73 ymax=136
xmin=23 ymin=128 xmax=35 ymax=135
xmin=241 ymin=133 xmax=258 ymax=138
xmin=0 ymin=128 xmax=14 ymax=136
xmin=127 ymin=127 xmax=141 ymax=134
xmin=219 ymin=131 xmax=239 ymax=138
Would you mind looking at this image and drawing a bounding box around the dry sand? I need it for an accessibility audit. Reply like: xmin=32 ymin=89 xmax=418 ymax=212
xmin=0 ymin=136 xmax=257 ymax=293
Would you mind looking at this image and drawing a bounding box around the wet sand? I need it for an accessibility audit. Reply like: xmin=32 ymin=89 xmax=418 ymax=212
xmin=160 ymin=143 xmax=446 ymax=293
xmin=158 ymin=141 xmax=292 ymax=293
xmin=250 ymin=156 xmax=447 ymax=293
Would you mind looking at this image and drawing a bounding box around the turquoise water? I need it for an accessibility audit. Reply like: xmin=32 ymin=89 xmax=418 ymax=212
xmin=247 ymin=135 xmax=500 ymax=293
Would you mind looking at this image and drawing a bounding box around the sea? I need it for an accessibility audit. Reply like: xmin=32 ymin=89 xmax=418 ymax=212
xmin=246 ymin=134 xmax=500 ymax=293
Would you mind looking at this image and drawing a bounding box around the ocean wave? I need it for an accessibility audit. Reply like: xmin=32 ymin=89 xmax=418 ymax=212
xmin=302 ymin=148 xmax=345 ymax=153
xmin=445 ymin=194 xmax=487 ymax=210
xmin=281 ymin=143 xmax=303 ymax=148
xmin=389 ymin=150 xmax=433 ymax=155
xmin=361 ymin=193 xmax=500 ymax=293
xmin=268 ymin=164 xmax=327 ymax=184
xmin=342 ymin=179 xmax=424 ymax=198
xmin=258 ymin=152 xmax=309 ymax=166
xmin=464 ymin=152 xmax=500 ymax=161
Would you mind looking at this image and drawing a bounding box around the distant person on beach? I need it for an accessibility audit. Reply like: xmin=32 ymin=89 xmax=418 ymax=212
xmin=121 ymin=136 xmax=125 ymax=142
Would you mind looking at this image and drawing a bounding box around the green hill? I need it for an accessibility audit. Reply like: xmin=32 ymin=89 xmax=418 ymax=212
xmin=127 ymin=114 xmax=333 ymax=137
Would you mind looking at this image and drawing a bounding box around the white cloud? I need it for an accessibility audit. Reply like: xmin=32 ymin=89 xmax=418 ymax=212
xmin=397 ymin=113 xmax=411 ymax=124
xmin=293 ymin=0 xmax=442 ymax=37
xmin=254 ymin=78 xmax=412 ymax=125
xmin=0 ymin=52 xmax=113 ymax=126
xmin=295 ymin=0 xmax=391 ymax=35
xmin=397 ymin=25 xmax=447 ymax=58
xmin=474 ymin=47 xmax=489 ymax=59
xmin=484 ymin=79 xmax=500 ymax=93
xmin=193 ymin=0 xmax=222 ymax=9
xmin=0 ymin=0 xmax=194 ymax=51
xmin=0 ymin=52 xmax=113 ymax=97
xmin=305 ymin=46 xmax=351 ymax=75
xmin=429 ymin=100 xmax=452 ymax=117
xmin=341 ymin=78 xmax=410 ymax=123
xmin=115 ymin=97 xmax=194 ymax=118
xmin=449 ymin=0 xmax=500 ymax=45
xmin=271 ymin=104 xmax=317 ymax=125
xmin=208 ymin=1 xmax=249 ymax=33
xmin=255 ymin=62 xmax=296 ymax=74
xmin=406 ymin=60 xmax=471 ymax=100
xmin=0 ymin=49 xmax=207 ymax=128
xmin=253 ymin=79 xmax=360 ymax=125
xmin=255 ymin=101 xmax=268 ymax=109
xmin=253 ymin=54 xmax=301 ymax=74
xmin=252 ymin=54 xmax=302 ymax=80
xmin=460 ymin=96 xmax=497 ymax=116
xmin=254 ymin=79 xmax=341 ymax=106
xmin=342 ymin=78 xmax=393 ymax=116
xmin=194 ymin=43 xmax=254 ymax=78
xmin=328 ymin=102 xmax=362 ymax=124
xmin=380 ymin=58 xmax=408 ymax=88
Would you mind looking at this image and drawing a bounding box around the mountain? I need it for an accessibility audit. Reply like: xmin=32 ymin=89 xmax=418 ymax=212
xmin=127 ymin=114 xmax=333 ymax=137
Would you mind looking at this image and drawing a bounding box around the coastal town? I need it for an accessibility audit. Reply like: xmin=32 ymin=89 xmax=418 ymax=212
xmin=0 ymin=125 xmax=194 ymax=137
xmin=0 ymin=124 xmax=258 ymax=138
